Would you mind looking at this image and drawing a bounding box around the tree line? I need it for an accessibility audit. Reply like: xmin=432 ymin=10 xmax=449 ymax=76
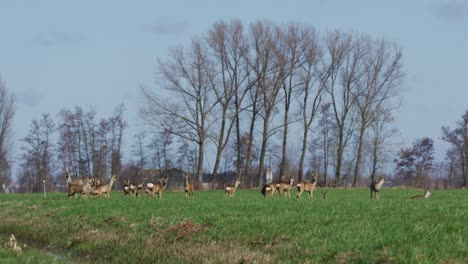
xmin=1 ymin=20 xmax=467 ymax=192
xmin=141 ymin=19 xmax=403 ymax=187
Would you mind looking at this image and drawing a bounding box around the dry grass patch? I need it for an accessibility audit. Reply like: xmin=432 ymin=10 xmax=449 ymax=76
xmin=167 ymin=220 xmax=210 ymax=241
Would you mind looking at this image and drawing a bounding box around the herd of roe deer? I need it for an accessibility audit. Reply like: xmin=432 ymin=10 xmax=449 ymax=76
xmin=66 ymin=172 xmax=432 ymax=200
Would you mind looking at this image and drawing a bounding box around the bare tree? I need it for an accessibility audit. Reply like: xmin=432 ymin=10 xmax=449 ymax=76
xmin=0 ymin=77 xmax=15 ymax=188
xmin=441 ymin=110 xmax=468 ymax=187
xmin=311 ymin=103 xmax=337 ymax=186
xmin=249 ymin=21 xmax=287 ymax=186
xmin=176 ymin=139 xmax=197 ymax=175
xmin=277 ymin=23 xmax=316 ymax=179
xmin=110 ymin=104 xmax=126 ymax=179
xmin=394 ymin=137 xmax=434 ymax=187
xmin=296 ymin=29 xmax=328 ymax=181
xmin=141 ymin=39 xmax=219 ymax=183
xmin=20 ymin=113 xmax=55 ymax=192
xmin=148 ymin=129 xmax=173 ymax=171
xmin=444 ymin=148 xmax=458 ymax=187
xmin=324 ymin=31 xmax=360 ymax=186
xmin=351 ymin=37 xmax=403 ymax=186
xmin=133 ymin=131 xmax=146 ymax=171
xmin=207 ymin=20 xmax=253 ymax=181
xmin=367 ymin=109 xmax=399 ymax=182
xmin=242 ymin=73 xmax=262 ymax=182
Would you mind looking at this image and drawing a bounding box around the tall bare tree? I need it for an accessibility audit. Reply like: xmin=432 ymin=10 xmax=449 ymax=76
xmin=141 ymin=39 xmax=219 ymax=183
xmin=207 ymin=20 xmax=252 ymax=181
xmin=351 ymin=37 xmax=403 ymax=186
xmin=0 ymin=77 xmax=15 ymax=188
xmin=133 ymin=131 xmax=146 ymax=171
xmin=296 ymin=29 xmax=329 ymax=181
xmin=110 ymin=104 xmax=126 ymax=179
xmin=20 ymin=113 xmax=55 ymax=192
xmin=277 ymin=23 xmax=315 ymax=179
xmin=367 ymin=109 xmax=399 ymax=182
xmin=249 ymin=21 xmax=287 ymax=186
xmin=324 ymin=31 xmax=358 ymax=186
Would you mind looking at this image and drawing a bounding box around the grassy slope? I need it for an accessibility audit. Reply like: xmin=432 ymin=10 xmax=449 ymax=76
xmin=0 ymin=188 xmax=467 ymax=263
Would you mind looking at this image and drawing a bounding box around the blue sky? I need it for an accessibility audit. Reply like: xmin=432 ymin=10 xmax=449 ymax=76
xmin=1 ymin=0 xmax=467 ymax=174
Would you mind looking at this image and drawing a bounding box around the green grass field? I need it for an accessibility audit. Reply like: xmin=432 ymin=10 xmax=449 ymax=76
xmin=0 ymin=188 xmax=467 ymax=263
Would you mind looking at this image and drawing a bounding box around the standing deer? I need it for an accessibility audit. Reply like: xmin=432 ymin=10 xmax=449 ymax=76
xmin=410 ymin=189 xmax=432 ymax=199
xmin=277 ymin=177 xmax=295 ymax=198
xmin=132 ymin=181 xmax=144 ymax=197
xmin=145 ymin=177 xmax=169 ymax=198
xmin=296 ymin=172 xmax=319 ymax=199
xmin=66 ymin=173 xmax=90 ymax=186
xmin=68 ymin=178 xmax=93 ymax=199
xmin=123 ymin=180 xmax=132 ymax=197
xmin=93 ymin=175 xmax=116 ymax=198
xmin=370 ymin=176 xmax=385 ymax=200
xmin=184 ymin=173 xmax=194 ymax=199
xmin=225 ymin=179 xmax=241 ymax=197
xmin=261 ymin=183 xmax=277 ymax=198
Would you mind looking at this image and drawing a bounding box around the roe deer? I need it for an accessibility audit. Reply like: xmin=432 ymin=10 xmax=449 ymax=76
xmin=132 ymin=181 xmax=144 ymax=197
xmin=296 ymin=172 xmax=319 ymax=199
xmin=66 ymin=173 xmax=90 ymax=186
xmin=261 ymin=183 xmax=277 ymax=198
xmin=225 ymin=179 xmax=241 ymax=197
xmin=68 ymin=178 xmax=92 ymax=199
xmin=276 ymin=177 xmax=295 ymax=198
xmin=370 ymin=176 xmax=385 ymax=200
xmin=410 ymin=189 xmax=432 ymax=199
xmin=145 ymin=177 xmax=169 ymax=198
xmin=184 ymin=173 xmax=194 ymax=199
xmin=93 ymin=175 xmax=116 ymax=198
xmin=123 ymin=180 xmax=132 ymax=197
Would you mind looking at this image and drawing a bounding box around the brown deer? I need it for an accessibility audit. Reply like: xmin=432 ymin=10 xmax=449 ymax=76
xmin=68 ymin=178 xmax=93 ymax=199
xmin=123 ymin=180 xmax=132 ymax=197
xmin=66 ymin=173 xmax=90 ymax=186
xmin=184 ymin=173 xmax=194 ymax=199
xmin=225 ymin=179 xmax=241 ymax=197
xmin=370 ymin=176 xmax=385 ymax=200
xmin=296 ymin=172 xmax=319 ymax=199
xmin=93 ymin=175 xmax=116 ymax=198
xmin=276 ymin=176 xmax=295 ymax=198
xmin=132 ymin=181 xmax=144 ymax=197
xmin=145 ymin=177 xmax=169 ymax=198
xmin=410 ymin=189 xmax=432 ymax=199
xmin=261 ymin=183 xmax=277 ymax=198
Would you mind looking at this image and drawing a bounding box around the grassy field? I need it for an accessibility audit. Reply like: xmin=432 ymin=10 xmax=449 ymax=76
xmin=0 ymin=188 xmax=467 ymax=263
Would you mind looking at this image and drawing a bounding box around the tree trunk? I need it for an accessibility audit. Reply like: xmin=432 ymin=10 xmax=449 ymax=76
xmin=335 ymin=129 xmax=345 ymax=187
xmin=257 ymin=115 xmax=270 ymax=187
xmin=212 ymin=109 xmax=227 ymax=181
xmin=279 ymin=104 xmax=290 ymax=180
xmin=298 ymin=126 xmax=309 ymax=182
xmin=197 ymin=141 xmax=204 ymax=183
xmin=243 ymin=108 xmax=257 ymax=181
xmin=352 ymin=124 xmax=366 ymax=187
xmin=235 ymin=96 xmax=242 ymax=182
xmin=258 ymin=136 xmax=268 ymax=187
